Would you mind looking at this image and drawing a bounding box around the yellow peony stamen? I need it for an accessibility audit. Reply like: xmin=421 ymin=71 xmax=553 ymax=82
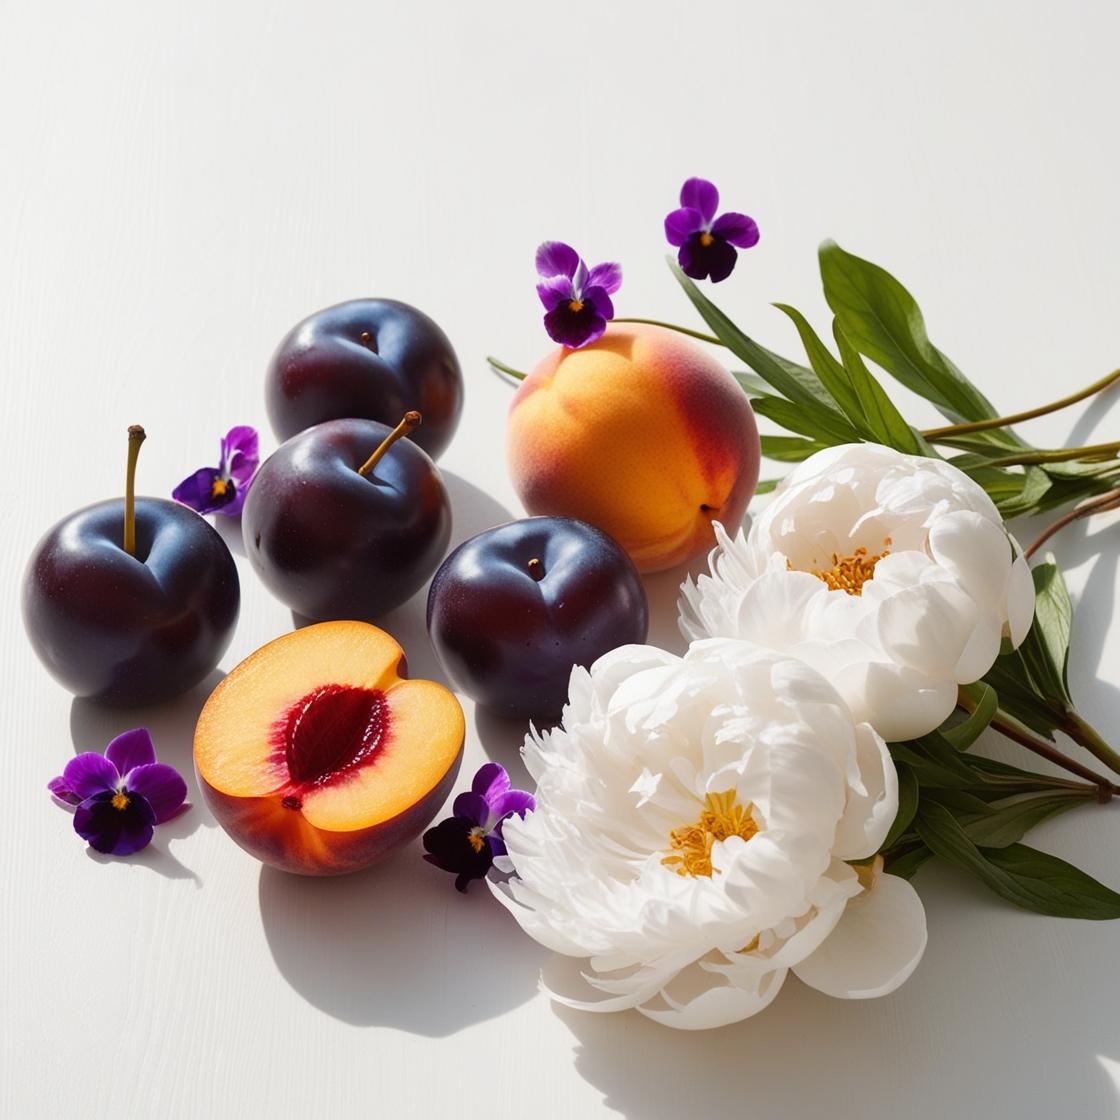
xmin=797 ymin=543 xmax=890 ymax=595
xmin=467 ymin=826 xmax=487 ymax=854
xmin=111 ymin=791 xmax=130 ymax=811
xmin=662 ymin=790 xmax=758 ymax=878
xmin=210 ymin=477 xmax=229 ymax=500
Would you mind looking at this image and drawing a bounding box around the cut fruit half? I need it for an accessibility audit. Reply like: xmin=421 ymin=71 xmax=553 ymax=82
xmin=195 ymin=620 xmax=464 ymax=875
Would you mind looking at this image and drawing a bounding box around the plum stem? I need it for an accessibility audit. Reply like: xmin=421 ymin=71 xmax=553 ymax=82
xmin=123 ymin=424 xmax=146 ymax=557
xmin=527 ymin=557 xmax=545 ymax=581
xmin=357 ymin=411 xmax=422 ymax=478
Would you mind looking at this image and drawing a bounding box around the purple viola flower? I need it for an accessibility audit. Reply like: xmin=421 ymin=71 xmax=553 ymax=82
xmin=48 ymin=728 xmax=188 ymax=856
xmin=422 ymin=762 xmax=535 ymax=892
xmin=664 ymin=177 xmax=759 ymax=283
xmin=535 ymin=241 xmax=622 ymax=350
xmin=172 ymin=425 xmax=259 ymax=517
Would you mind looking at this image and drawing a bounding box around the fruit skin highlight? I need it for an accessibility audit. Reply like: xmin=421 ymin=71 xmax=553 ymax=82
xmin=506 ymin=323 xmax=760 ymax=573
xmin=242 ymin=417 xmax=452 ymax=622
xmin=266 ymin=299 xmax=463 ymax=461
xmin=427 ymin=517 xmax=649 ymax=721
xmin=194 ymin=621 xmax=464 ymax=876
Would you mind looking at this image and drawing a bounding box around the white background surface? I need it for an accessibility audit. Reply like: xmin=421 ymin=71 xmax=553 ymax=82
xmin=3 ymin=2 xmax=1120 ymax=1116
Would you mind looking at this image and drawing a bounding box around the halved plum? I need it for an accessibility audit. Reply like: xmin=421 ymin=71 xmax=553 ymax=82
xmin=194 ymin=621 xmax=464 ymax=875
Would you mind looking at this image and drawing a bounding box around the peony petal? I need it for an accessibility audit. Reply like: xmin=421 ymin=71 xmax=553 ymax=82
xmin=792 ymin=873 xmax=927 ymax=999
xmin=638 ymin=965 xmax=787 ymax=1030
xmin=104 ymin=728 xmax=156 ymax=776
xmin=953 ymin=610 xmax=1002 ymax=683
xmin=1005 ymin=550 xmax=1035 ymax=648
xmin=832 ymin=725 xmax=897 ymax=860
xmin=927 ymin=510 xmax=1013 ymax=610
xmin=832 ymin=658 xmax=957 ymax=741
xmin=875 ymin=580 xmax=977 ymax=677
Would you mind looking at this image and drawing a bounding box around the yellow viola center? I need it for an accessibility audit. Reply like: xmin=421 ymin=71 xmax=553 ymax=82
xmin=699 ymin=231 xmax=714 ymax=247
xmin=111 ymin=791 xmax=130 ymax=811
xmin=662 ymin=790 xmax=758 ymax=878
xmin=568 ymin=299 xmax=584 ymax=313
xmin=798 ymin=543 xmax=890 ymax=595
xmin=467 ymin=826 xmax=487 ymax=854
xmin=210 ymin=477 xmax=229 ymax=500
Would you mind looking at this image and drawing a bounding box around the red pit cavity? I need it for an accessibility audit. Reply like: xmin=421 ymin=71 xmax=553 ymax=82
xmin=274 ymin=684 xmax=389 ymax=787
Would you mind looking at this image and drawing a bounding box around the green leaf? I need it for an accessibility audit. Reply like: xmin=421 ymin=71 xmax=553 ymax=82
xmin=885 ymin=844 xmax=933 ymax=879
xmin=755 ymin=478 xmax=779 ymax=495
xmin=670 ymin=260 xmax=849 ymax=416
xmin=731 ymin=370 xmax=780 ymax=398
xmin=760 ymin=434 xmax=828 ymax=462
xmin=881 ymin=763 xmax=919 ymax=851
xmin=982 ymin=653 xmax=1063 ymax=738
xmin=915 ymin=801 xmax=1120 ymax=918
xmin=833 ymin=319 xmax=924 ymax=453
xmin=1022 ymin=557 xmax=1073 ymax=704
xmin=772 ymin=304 xmax=866 ymax=426
xmin=818 ymin=240 xmax=1006 ymax=427
xmin=750 ymin=394 xmax=861 ymax=445
xmin=943 ymin=682 xmax=998 ymax=750
xmin=959 ymin=792 xmax=1090 ymax=849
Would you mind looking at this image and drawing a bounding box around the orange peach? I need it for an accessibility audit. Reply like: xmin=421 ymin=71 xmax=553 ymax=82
xmin=506 ymin=324 xmax=760 ymax=572
xmin=194 ymin=621 xmax=464 ymax=876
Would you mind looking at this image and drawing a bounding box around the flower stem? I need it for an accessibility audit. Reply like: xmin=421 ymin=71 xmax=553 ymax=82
xmin=1023 ymin=487 xmax=1120 ymax=559
xmin=1060 ymin=709 xmax=1120 ymax=781
xmin=960 ymin=686 xmax=1120 ymax=800
xmin=123 ymin=425 xmax=146 ymax=557
xmin=357 ymin=411 xmax=421 ymax=478
xmin=612 ymin=317 xmax=724 ymax=346
xmin=487 ymin=356 xmax=528 ymax=382
xmin=922 ymin=367 xmax=1120 ymax=440
xmin=981 ymin=441 xmax=1120 ymax=467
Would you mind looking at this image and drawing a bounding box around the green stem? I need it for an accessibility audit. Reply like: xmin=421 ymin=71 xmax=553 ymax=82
xmin=1024 ymin=487 xmax=1120 ymax=559
xmin=487 ymin=356 xmax=528 ymax=382
xmin=612 ymin=317 xmax=724 ymax=346
xmin=922 ymin=367 xmax=1120 ymax=440
xmin=1061 ymin=709 xmax=1120 ymax=780
xmin=980 ymin=440 xmax=1120 ymax=467
xmin=123 ymin=425 xmax=146 ymax=557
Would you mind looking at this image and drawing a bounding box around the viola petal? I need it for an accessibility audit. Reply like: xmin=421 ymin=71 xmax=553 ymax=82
xmin=47 ymin=775 xmax=82 ymax=806
xmin=586 ymin=261 xmax=622 ymax=295
xmin=125 ymin=763 xmax=187 ymax=824
xmin=452 ymin=791 xmax=491 ymax=826
xmin=543 ymin=304 xmax=606 ymax=349
xmin=172 ymin=467 xmax=223 ymax=515
xmin=679 ymin=177 xmax=719 ymax=223
xmin=490 ymin=789 xmax=536 ymax=822
xmin=221 ymin=426 xmax=259 ymax=483
xmin=664 ymin=206 xmax=704 ymax=247
xmin=582 ymin=286 xmax=615 ymax=323
xmin=62 ymin=753 xmax=119 ymax=799
xmin=104 ymin=728 xmax=156 ymax=776
xmin=711 ymin=211 xmax=760 ymax=248
xmin=74 ymin=791 xmax=156 ymax=856
xmin=677 ymin=236 xmax=738 ymax=283
xmin=535 ymin=241 xmax=580 ymax=280
xmin=471 ymin=761 xmax=511 ymax=801
xmin=536 ymin=274 xmax=576 ymax=311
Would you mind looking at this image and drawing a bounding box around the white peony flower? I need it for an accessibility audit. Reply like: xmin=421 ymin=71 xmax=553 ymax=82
xmin=680 ymin=442 xmax=1035 ymax=741
xmin=490 ymin=640 xmax=927 ymax=1031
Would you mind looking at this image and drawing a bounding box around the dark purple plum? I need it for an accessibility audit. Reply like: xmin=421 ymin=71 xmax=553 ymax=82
xmin=23 ymin=430 xmax=239 ymax=706
xmin=266 ymin=299 xmax=463 ymax=460
xmin=426 ymin=517 xmax=649 ymax=721
xmin=243 ymin=413 xmax=451 ymax=622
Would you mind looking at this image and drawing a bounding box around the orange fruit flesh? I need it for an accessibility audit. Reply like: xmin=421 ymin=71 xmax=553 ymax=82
xmin=194 ymin=621 xmax=464 ymax=833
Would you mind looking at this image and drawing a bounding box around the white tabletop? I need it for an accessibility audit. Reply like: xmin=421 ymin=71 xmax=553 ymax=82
xmin=4 ymin=2 xmax=1120 ymax=1116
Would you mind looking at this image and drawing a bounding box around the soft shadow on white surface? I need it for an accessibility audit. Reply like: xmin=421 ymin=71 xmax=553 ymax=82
xmin=550 ymin=896 xmax=1120 ymax=1119
xmin=69 ymin=669 xmax=226 ymax=838
xmin=214 ymin=513 xmax=247 ymax=557
xmin=258 ymin=846 xmax=546 ymax=1035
